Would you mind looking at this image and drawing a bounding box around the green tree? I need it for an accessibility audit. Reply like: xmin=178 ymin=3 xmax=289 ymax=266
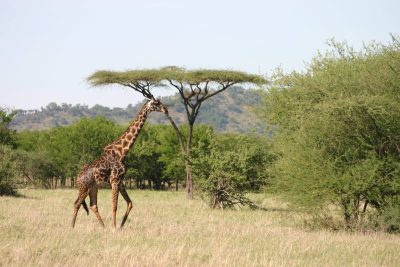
xmin=192 ymin=132 xmax=273 ymax=209
xmin=258 ymin=36 xmax=400 ymax=230
xmin=15 ymin=130 xmax=59 ymax=187
xmin=0 ymin=145 xmax=19 ymax=195
xmin=124 ymin=125 xmax=165 ymax=190
xmin=16 ymin=150 xmax=59 ymax=189
xmin=51 ymin=117 xmax=121 ymax=185
xmin=0 ymin=108 xmax=16 ymax=147
xmin=0 ymin=108 xmax=18 ymax=195
xmin=16 ymin=117 xmax=121 ymax=187
xmin=124 ymin=124 xmax=215 ymax=191
xmin=88 ymin=67 xmax=266 ymax=198
xmin=154 ymin=124 xmax=185 ymax=190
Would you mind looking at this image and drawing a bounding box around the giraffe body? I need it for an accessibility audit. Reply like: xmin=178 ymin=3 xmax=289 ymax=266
xmin=71 ymin=99 xmax=168 ymax=229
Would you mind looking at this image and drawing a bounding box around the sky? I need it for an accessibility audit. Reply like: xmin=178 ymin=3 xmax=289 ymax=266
xmin=0 ymin=0 xmax=399 ymax=110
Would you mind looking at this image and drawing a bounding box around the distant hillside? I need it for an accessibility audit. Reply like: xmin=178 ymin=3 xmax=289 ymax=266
xmin=10 ymin=87 xmax=264 ymax=133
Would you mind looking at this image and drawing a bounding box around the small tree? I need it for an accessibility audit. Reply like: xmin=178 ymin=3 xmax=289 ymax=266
xmin=193 ymin=133 xmax=273 ymax=209
xmin=88 ymin=67 xmax=266 ymax=198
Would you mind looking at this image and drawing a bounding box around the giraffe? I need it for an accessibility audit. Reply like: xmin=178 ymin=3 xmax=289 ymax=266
xmin=71 ymin=99 xmax=168 ymax=229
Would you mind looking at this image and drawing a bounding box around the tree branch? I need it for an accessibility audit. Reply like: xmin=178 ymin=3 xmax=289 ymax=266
xmin=118 ymin=82 xmax=155 ymax=99
xmin=202 ymin=81 xmax=237 ymax=101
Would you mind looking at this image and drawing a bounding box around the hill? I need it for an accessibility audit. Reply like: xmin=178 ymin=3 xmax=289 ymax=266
xmin=10 ymin=87 xmax=264 ymax=133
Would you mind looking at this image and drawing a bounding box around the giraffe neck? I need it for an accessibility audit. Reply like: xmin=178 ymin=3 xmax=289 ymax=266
xmin=106 ymin=105 xmax=151 ymax=160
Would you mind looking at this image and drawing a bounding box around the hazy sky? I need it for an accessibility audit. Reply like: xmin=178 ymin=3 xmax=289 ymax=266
xmin=1 ymin=0 xmax=399 ymax=110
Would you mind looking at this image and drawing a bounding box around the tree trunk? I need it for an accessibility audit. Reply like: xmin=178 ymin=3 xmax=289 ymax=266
xmin=186 ymin=170 xmax=193 ymax=199
xmin=360 ymin=199 xmax=369 ymax=226
xmin=362 ymin=199 xmax=369 ymax=213
xmin=165 ymin=114 xmax=194 ymax=199
xmin=60 ymin=177 xmax=66 ymax=188
xmin=341 ymin=197 xmax=352 ymax=228
xmin=353 ymin=195 xmax=360 ymax=223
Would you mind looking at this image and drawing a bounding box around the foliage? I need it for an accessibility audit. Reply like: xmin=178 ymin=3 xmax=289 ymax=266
xmin=16 ymin=117 xmax=121 ymax=186
xmin=125 ymin=125 xmax=166 ymax=190
xmin=15 ymin=150 xmax=60 ymax=189
xmin=0 ymin=108 xmax=16 ymax=147
xmin=156 ymin=125 xmax=186 ymax=189
xmin=88 ymin=67 xmax=266 ymax=88
xmin=0 ymin=145 xmax=19 ymax=195
xmin=14 ymin=116 xmax=223 ymax=190
xmin=193 ymin=132 xmax=273 ymax=209
xmin=126 ymin=124 xmax=215 ymax=190
xmin=379 ymin=200 xmax=400 ymax=233
xmin=0 ymin=109 xmax=18 ymax=195
xmin=13 ymin=111 xmax=272 ymax=196
xmin=258 ymin=37 xmax=400 ymax=230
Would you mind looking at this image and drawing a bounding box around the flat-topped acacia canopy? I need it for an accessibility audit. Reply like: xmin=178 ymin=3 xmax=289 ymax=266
xmin=87 ymin=67 xmax=266 ymax=99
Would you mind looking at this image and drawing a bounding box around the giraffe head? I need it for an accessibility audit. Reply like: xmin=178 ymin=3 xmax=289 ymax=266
xmin=146 ymin=98 xmax=169 ymax=115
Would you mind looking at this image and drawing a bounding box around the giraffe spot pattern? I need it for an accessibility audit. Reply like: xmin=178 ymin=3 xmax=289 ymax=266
xmin=72 ymin=99 xmax=169 ymax=229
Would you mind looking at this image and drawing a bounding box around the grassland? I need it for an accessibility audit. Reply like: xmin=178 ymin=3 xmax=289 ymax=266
xmin=0 ymin=189 xmax=399 ymax=267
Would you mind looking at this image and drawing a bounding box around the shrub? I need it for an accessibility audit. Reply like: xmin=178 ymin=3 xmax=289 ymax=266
xmin=0 ymin=146 xmax=19 ymax=196
xmin=193 ymin=133 xmax=273 ymax=209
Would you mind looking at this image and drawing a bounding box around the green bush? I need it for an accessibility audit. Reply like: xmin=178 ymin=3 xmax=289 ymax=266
xmin=381 ymin=202 xmax=400 ymax=233
xmin=0 ymin=109 xmax=18 ymax=195
xmin=258 ymin=37 xmax=400 ymax=231
xmin=0 ymin=146 xmax=19 ymax=196
xmin=193 ymin=133 xmax=273 ymax=209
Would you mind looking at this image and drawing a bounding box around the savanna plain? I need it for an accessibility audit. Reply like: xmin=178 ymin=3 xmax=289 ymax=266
xmin=1 ymin=189 xmax=399 ymax=267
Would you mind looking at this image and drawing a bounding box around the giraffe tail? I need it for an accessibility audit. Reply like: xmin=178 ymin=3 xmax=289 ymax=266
xmin=82 ymin=200 xmax=89 ymax=215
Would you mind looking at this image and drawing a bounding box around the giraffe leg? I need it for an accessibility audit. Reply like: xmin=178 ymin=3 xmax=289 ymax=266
xmin=72 ymin=190 xmax=89 ymax=228
xmin=89 ymin=186 xmax=105 ymax=228
xmin=82 ymin=200 xmax=89 ymax=215
xmin=111 ymin=182 xmax=119 ymax=229
xmin=119 ymin=184 xmax=133 ymax=229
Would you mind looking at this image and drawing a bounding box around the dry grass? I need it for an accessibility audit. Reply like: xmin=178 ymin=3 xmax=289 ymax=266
xmin=0 ymin=189 xmax=399 ymax=267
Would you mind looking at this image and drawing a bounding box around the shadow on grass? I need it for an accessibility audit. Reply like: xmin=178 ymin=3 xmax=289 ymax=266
xmin=0 ymin=189 xmax=32 ymax=199
xmin=249 ymin=203 xmax=294 ymax=213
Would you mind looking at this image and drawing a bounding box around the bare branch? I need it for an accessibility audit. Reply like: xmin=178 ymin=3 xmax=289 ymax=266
xmin=118 ymin=82 xmax=154 ymax=100
xmin=202 ymin=81 xmax=237 ymax=101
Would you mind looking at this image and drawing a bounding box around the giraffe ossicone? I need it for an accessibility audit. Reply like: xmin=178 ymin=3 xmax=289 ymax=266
xmin=71 ymin=99 xmax=168 ymax=229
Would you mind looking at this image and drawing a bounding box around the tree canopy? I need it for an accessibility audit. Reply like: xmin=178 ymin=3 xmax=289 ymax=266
xmin=258 ymin=36 xmax=400 ymax=230
xmin=88 ymin=67 xmax=265 ymax=88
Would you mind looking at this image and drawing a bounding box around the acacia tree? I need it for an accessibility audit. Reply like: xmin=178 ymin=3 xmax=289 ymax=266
xmin=88 ymin=67 xmax=265 ymax=199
